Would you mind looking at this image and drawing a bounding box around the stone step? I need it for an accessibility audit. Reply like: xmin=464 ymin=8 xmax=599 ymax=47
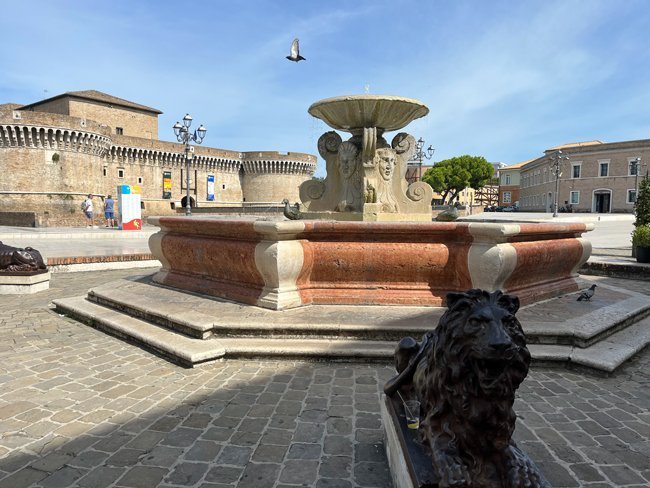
xmin=53 ymin=294 xmax=650 ymax=373
xmin=528 ymin=317 xmax=650 ymax=373
xmin=518 ymin=281 xmax=650 ymax=347
xmin=52 ymin=297 xmax=396 ymax=366
xmin=86 ymin=279 xmax=439 ymax=342
xmin=86 ymin=278 xmax=650 ymax=349
xmin=52 ymin=296 xmax=226 ymax=367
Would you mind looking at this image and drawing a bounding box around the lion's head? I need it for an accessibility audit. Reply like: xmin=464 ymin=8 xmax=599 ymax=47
xmin=436 ymin=289 xmax=529 ymax=394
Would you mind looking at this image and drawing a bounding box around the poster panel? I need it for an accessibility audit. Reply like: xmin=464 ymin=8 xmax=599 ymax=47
xmin=163 ymin=171 xmax=172 ymax=199
xmin=117 ymin=184 xmax=142 ymax=231
xmin=207 ymin=174 xmax=215 ymax=201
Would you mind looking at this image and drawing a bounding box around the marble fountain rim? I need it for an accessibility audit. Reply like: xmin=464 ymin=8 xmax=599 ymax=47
xmin=148 ymin=216 xmax=594 ymax=239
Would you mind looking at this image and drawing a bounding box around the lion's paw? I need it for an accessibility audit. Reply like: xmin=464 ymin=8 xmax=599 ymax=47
xmin=437 ymin=456 xmax=471 ymax=487
xmin=505 ymin=446 xmax=551 ymax=488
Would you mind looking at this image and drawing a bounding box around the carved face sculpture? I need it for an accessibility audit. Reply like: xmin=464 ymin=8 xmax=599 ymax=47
xmin=338 ymin=142 xmax=358 ymax=180
xmin=376 ymin=149 xmax=396 ymax=181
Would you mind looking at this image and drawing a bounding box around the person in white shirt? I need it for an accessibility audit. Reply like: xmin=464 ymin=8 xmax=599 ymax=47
xmin=82 ymin=194 xmax=97 ymax=228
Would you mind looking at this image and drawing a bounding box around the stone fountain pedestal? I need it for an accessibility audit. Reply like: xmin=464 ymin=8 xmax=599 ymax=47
xmin=300 ymin=95 xmax=434 ymax=222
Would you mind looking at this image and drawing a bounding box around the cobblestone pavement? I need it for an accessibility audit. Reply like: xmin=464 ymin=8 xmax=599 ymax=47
xmin=0 ymin=269 xmax=648 ymax=488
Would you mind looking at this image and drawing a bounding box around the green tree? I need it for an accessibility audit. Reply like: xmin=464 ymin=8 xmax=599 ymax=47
xmin=422 ymin=155 xmax=493 ymax=204
xmin=634 ymin=175 xmax=650 ymax=227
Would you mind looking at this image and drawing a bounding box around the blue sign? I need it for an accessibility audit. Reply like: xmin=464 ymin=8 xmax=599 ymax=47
xmin=207 ymin=175 xmax=215 ymax=201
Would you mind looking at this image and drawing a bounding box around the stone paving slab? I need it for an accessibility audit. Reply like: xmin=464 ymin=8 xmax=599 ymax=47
xmin=0 ymin=269 xmax=648 ymax=488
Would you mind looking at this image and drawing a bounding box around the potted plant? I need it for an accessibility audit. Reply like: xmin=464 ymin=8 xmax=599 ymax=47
xmin=632 ymin=225 xmax=650 ymax=263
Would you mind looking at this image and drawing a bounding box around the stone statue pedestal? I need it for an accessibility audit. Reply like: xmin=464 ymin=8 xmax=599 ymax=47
xmin=0 ymin=271 xmax=50 ymax=294
xmin=300 ymin=95 xmax=433 ymax=222
xmin=381 ymin=394 xmax=439 ymax=488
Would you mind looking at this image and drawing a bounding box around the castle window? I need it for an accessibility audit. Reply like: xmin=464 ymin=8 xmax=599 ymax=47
xmin=103 ymin=166 xmax=107 ymax=177
xmin=118 ymin=168 xmax=125 ymax=178
xmin=116 ymin=127 xmax=124 ymax=135
xmin=137 ymin=177 xmax=143 ymax=185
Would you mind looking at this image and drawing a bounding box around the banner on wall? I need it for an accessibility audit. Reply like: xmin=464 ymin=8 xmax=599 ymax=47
xmin=207 ymin=174 xmax=215 ymax=201
xmin=162 ymin=171 xmax=172 ymax=199
xmin=117 ymin=185 xmax=142 ymax=231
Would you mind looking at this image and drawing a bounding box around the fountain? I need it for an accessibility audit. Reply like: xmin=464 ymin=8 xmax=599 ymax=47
xmin=300 ymin=95 xmax=433 ymax=221
xmin=145 ymin=95 xmax=593 ymax=310
xmin=55 ymin=93 xmax=650 ymax=376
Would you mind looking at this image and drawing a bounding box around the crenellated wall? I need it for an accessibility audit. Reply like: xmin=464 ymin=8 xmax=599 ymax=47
xmin=240 ymin=153 xmax=316 ymax=203
xmin=0 ymin=107 xmax=317 ymax=226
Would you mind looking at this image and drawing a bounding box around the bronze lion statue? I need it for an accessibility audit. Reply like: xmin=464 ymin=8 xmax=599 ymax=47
xmin=385 ymin=289 xmax=550 ymax=488
xmin=0 ymin=241 xmax=47 ymax=274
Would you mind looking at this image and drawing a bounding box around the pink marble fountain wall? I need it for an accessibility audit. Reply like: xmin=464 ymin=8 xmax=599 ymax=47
xmin=148 ymin=217 xmax=593 ymax=310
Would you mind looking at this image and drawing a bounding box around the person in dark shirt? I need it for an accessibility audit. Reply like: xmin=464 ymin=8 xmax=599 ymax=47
xmin=104 ymin=195 xmax=116 ymax=228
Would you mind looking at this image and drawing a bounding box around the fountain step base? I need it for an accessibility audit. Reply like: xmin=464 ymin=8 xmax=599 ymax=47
xmin=52 ymin=274 xmax=650 ymax=372
xmin=53 ymin=296 xmax=397 ymax=366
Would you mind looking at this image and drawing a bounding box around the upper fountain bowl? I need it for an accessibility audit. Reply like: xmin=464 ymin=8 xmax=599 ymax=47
xmin=308 ymin=95 xmax=429 ymax=133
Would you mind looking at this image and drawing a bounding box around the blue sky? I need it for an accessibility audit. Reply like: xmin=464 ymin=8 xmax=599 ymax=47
xmin=2 ymin=0 xmax=650 ymax=176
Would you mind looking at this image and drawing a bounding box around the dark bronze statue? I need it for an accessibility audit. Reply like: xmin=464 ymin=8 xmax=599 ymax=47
xmin=385 ymin=289 xmax=550 ymax=488
xmin=0 ymin=241 xmax=47 ymax=274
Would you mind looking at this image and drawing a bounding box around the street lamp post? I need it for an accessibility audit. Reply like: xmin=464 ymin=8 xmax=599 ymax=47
xmin=173 ymin=114 xmax=207 ymax=216
xmin=549 ymin=150 xmax=569 ymax=217
xmin=408 ymin=137 xmax=435 ymax=182
xmin=632 ymin=157 xmax=642 ymax=202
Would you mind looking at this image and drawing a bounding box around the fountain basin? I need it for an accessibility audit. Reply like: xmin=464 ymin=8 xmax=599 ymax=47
xmin=308 ymin=95 xmax=429 ymax=133
xmin=149 ymin=217 xmax=593 ymax=310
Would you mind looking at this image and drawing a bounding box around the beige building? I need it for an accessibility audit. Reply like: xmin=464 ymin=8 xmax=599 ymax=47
xmin=498 ymin=160 xmax=532 ymax=207
xmin=519 ymin=140 xmax=648 ymax=213
xmin=0 ymin=91 xmax=316 ymax=226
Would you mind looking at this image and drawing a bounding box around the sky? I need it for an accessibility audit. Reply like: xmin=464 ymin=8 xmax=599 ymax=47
xmin=2 ymin=0 xmax=650 ymax=177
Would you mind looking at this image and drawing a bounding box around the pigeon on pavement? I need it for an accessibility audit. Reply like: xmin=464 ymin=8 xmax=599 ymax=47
xmin=577 ymin=284 xmax=597 ymax=301
xmin=286 ymin=38 xmax=306 ymax=62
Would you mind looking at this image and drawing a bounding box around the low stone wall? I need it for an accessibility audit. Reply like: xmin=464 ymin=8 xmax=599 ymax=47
xmin=0 ymin=212 xmax=39 ymax=227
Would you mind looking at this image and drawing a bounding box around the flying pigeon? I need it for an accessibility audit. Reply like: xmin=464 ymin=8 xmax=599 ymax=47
xmin=286 ymin=38 xmax=306 ymax=62
xmin=576 ymin=284 xmax=597 ymax=301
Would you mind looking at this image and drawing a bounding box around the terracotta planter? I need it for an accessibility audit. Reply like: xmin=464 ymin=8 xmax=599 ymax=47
xmin=636 ymin=246 xmax=650 ymax=263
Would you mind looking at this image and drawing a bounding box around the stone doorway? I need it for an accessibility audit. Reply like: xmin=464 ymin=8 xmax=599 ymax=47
xmin=593 ymin=190 xmax=611 ymax=213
